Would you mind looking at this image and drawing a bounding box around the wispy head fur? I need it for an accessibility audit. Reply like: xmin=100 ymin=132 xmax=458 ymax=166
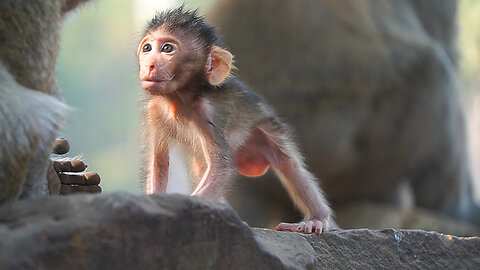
xmin=145 ymin=5 xmax=218 ymax=49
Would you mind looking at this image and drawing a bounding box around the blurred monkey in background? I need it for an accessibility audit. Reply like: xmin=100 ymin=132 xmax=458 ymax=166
xmin=209 ymin=0 xmax=480 ymax=227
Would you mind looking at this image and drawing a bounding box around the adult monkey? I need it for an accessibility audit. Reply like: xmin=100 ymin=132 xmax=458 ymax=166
xmin=209 ymin=0 xmax=480 ymax=226
xmin=0 ymin=0 xmax=100 ymax=203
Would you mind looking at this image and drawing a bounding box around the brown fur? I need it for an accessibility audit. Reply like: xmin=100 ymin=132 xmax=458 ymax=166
xmin=0 ymin=0 xmax=90 ymax=203
xmin=209 ymin=0 xmax=480 ymax=225
xmin=140 ymin=8 xmax=333 ymax=234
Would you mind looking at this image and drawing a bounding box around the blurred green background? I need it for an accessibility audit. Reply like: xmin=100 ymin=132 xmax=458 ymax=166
xmin=57 ymin=0 xmax=480 ymax=195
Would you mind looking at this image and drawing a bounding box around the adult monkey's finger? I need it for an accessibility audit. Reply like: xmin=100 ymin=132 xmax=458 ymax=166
xmin=53 ymin=160 xmax=87 ymax=173
xmin=52 ymin=137 xmax=70 ymax=155
xmin=60 ymin=185 xmax=102 ymax=195
xmin=58 ymin=172 xmax=101 ymax=185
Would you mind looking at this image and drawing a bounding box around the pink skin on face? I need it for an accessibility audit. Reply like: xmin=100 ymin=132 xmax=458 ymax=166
xmin=138 ymin=31 xmax=180 ymax=95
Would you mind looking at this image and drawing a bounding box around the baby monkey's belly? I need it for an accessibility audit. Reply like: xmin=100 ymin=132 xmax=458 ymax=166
xmin=234 ymin=127 xmax=271 ymax=177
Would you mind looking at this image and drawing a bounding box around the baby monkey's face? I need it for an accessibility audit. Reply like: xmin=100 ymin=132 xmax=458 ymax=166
xmin=138 ymin=27 xmax=232 ymax=96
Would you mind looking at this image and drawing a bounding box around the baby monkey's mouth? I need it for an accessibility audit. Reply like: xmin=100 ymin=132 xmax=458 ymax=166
xmin=141 ymin=78 xmax=173 ymax=95
xmin=144 ymin=78 xmax=167 ymax=83
xmin=142 ymin=79 xmax=167 ymax=86
xmin=143 ymin=78 xmax=166 ymax=83
xmin=142 ymin=74 xmax=174 ymax=83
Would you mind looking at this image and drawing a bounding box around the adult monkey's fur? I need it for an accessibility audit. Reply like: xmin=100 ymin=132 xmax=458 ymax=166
xmin=0 ymin=0 xmax=91 ymax=203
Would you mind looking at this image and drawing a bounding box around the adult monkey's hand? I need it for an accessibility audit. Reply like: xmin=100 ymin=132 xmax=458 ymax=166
xmin=48 ymin=138 xmax=102 ymax=195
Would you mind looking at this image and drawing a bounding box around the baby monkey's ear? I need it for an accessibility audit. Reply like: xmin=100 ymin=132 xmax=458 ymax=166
xmin=205 ymin=46 xmax=233 ymax=85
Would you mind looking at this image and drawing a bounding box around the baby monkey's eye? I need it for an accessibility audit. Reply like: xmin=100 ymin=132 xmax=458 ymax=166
xmin=142 ymin=43 xmax=152 ymax=52
xmin=161 ymin=43 xmax=175 ymax=53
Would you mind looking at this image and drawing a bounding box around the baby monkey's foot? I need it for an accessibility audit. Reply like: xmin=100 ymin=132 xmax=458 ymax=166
xmin=276 ymin=218 xmax=329 ymax=235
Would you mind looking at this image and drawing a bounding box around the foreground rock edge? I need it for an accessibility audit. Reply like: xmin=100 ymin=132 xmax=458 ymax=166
xmin=0 ymin=193 xmax=307 ymax=269
xmin=0 ymin=193 xmax=478 ymax=269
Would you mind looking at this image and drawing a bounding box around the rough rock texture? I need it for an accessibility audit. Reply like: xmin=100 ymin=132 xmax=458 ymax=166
xmin=303 ymin=229 xmax=480 ymax=269
xmin=0 ymin=193 xmax=310 ymax=270
xmin=1 ymin=193 xmax=479 ymax=269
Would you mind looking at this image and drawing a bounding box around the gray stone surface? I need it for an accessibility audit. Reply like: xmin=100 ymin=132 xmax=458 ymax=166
xmin=335 ymin=202 xmax=480 ymax=237
xmin=302 ymin=229 xmax=480 ymax=270
xmin=0 ymin=193 xmax=479 ymax=269
xmin=254 ymin=229 xmax=315 ymax=269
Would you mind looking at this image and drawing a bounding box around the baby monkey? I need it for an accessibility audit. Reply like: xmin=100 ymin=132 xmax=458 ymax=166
xmin=138 ymin=7 xmax=332 ymax=234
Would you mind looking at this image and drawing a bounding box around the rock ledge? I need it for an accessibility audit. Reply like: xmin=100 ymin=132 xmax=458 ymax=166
xmin=0 ymin=193 xmax=478 ymax=269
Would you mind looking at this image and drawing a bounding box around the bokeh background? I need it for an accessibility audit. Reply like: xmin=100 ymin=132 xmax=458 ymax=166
xmin=57 ymin=0 xmax=480 ymax=203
